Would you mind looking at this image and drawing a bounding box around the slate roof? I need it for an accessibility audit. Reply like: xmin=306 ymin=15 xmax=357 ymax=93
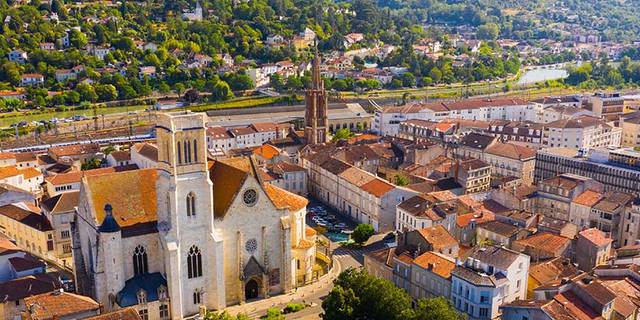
xmin=0 ymin=273 xmax=61 ymax=302
xmin=459 ymin=133 xmax=496 ymax=150
xmin=116 ymin=272 xmax=167 ymax=307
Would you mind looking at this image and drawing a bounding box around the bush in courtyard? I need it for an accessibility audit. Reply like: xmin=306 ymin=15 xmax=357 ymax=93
xmin=352 ymin=224 xmax=374 ymax=244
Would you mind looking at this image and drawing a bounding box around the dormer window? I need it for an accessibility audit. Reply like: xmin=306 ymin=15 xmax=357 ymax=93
xmin=157 ymin=285 xmax=168 ymax=301
xmin=137 ymin=289 xmax=147 ymax=304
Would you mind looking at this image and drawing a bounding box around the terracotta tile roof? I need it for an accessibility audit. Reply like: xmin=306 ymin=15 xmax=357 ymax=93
xmin=305 ymin=227 xmax=316 ymax=237
xmin=458 ymin=158 xmax=490 ymax=171
xmin=613 ymin=297 xmax=636 ymax=318
xmin=250 ymin=122 xmax=277 ymax=132
xmin=413 ymin=251 xmax=455 ymax=278
xmin=48 ymin=143 xmax=100 ymax=158
xmin=207 ymin=126 xmax=233 ymax=139
xmin=84 ymin=169 xmax=157 ymax=228
xmin=429 ymin=190 xmax=457 ymax=202
xmin=478 ymin=221 xmax=521 ymax=238
xmin=593 ymin=192 xmax=634 ymax=213
xmin=416 ymin=225 xmax=458 ymax=250
xmin=395 ymin=251 xmax=415 ymax=264
xmin=0 ymin=237 xmax=21 ymax=256
xmin=41 ymin=191 xmax=80 ymax=214
xmin=229 ymin=126 xmax=257 ymax=136
xmin=209 ymin=159 xmax=251 ymax=218
xmin=529 ymin=257 xmax=580 ymax=286
xmin=25 ymin=291 xmax=100 ymax=320
xmin=485 ymin=142 xmax=536 ymax=160
xmin=252 ymin=144 xmax=281 ymax=160
xmin=85 ymin=307 xmax=142 ymax=320
xmin=272 ymin=162 xmax=305 ymax=173
xmin=20 ymin=167 xmax=42 ymax=179
xmin=210 ymin=157 xmax=306 ymax=217
xmin=0 ymin=204 xmax=53 ymax=231
xmin=109 ymin=150 xmax=131 ymax=162
xmin=579 ymin=228 xmax=612 ymax=247
xmin=347 ymin=133 xmax=380 ymax=144
xmin=0 ymin=153 xmax=15 ymax=160
xmin=514 ymin=232 xmax=571 ymax=256
xmin=580 ymin=280 xmax=617 ymax=306
xmin=0 ymin=165 xmax=20 ymax=180
xmin=0 ymin=273 xmax=61 ymax=302
xmin=546 ymin=115 xmax=609 ymax=129
xmin=295 ymin=238 xmax=314 ymax=249
xmin=573 ymin=190 xmax=603 ymax=207
xmin=541 ymin=175 xmax=581 ymax=190
xmin=263 ymin=183 xmax=308 ymax=212
xmin=446 ymin=98 xmax=529 ymax=110
xmin=339 ymin=167 xmax=376 ymax=186
xmin=361 ymin=178 xmax=395 ymax=197
xmin=365 ymin=247 xmax=396 ymax=268
xmin=132 ymin=143 xmax=158 ymax=162
xmin=456 ymin=211 xmax=495 ymax=228
xmin=319 ymin=158 xmax=351 ymax=175
xmin=540 ymin=300 xmax=579 ymax=320
xmin=46 ymin=165 xmax=138 ymax=186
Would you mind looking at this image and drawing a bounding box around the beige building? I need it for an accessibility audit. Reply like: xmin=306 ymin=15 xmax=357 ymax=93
xmin=303 ymin=153 xmax=417 ymax=232
xmin=535 ymin=174 xmax=604 ymax=221
xmin=484 ymin=142 xmax=536 ymax=185
xmin=0 ymin=203 xmax=57 ymax=264
xmin=410 ymin=251 xmax=455 ymax=301
xmin=450 ymin=158 xmax=491 ymax=194
xmin=619 ymin=111 xmax=640 ymax=147
xmin=542 ymin=115 xmax=621 ymax=150
xmin=40 ymin=191 xmax=79 ymax=268
xmin=575 ymin=228 xmax=612 ymax=272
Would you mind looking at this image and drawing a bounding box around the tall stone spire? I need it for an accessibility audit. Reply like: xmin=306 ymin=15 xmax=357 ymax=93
xmin=304 ymin=45 xmax=328 ymax=145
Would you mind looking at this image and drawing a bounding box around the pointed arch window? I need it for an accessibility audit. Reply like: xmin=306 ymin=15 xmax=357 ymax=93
xmin=177 ymin=141 xmax=182 ymax=164
xmin=187 ymin=245 xmax=202 ymax=279
xmin=133 ymin=245 xmax=148 ymax=275
xmin=186 ymin=192 xmax=196 ymax=217
xmin=183 ymin=140 xmax=190 ymax=164
xmin=193 ymin=139 xmax=198 ymax=162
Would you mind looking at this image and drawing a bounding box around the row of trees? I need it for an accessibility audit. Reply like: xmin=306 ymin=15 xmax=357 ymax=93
xmin=566 ymin=56 xmax=640 ymax=88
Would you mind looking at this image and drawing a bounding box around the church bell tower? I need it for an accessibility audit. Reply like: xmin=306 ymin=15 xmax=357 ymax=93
xmin=304 ymin=47 xmax=328 ymax=145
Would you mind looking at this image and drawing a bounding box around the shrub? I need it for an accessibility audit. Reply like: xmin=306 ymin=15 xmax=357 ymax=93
xmin=352 ymin=224 xmax=375 ymax=244
xmin=283 ymin=303 xmax=306 ymax=314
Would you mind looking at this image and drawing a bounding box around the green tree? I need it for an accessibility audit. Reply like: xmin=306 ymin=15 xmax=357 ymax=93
xmin=81 ymin=158 xmax=101 ymax=170
xmin=332 ymin=128 xmax=353 ymax=141
xmin=412 ymin=297 xmax=464 ymax=320
xmin=76 ymin=83 xmax=98 ymax=102
xmin=401 ymin=72 xmax=416 ymax=87
xmin=477 ymin=23 xmax=500 ymax=40
xmin=322 ymin=268 xmax=412 ymax=320
xmin=96 ymin=84 xmax=118 ymax=101
xmin=394 ymin=174 xmax=409 ymax=186
xmin=69 ymin=29 xmax=88 ymax=49
xmin=352 ymin=224 xmax=374 ymax=244
xmin=211 ymin=81 xmax=233 ymax=101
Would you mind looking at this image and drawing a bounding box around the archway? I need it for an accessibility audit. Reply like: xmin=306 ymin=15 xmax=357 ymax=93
xmin=245 ymin=278 xmax=259 ymax=300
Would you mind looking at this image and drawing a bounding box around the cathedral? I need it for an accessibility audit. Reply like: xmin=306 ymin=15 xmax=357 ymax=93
xmin=72 ymin=111 xmax=317 ymax=319
xmin=304 ymin=48 xmax=328 ymax=145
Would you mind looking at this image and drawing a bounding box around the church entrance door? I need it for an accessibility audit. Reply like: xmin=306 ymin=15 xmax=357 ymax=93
xmin=245 ymin=279 xmax=259 ymax=300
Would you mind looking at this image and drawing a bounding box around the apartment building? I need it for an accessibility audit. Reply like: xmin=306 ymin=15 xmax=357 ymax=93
xmin=373 ymin=98 xmax=539 ymax=136
xmin=590 ymin=92 xmax=625 ymax=121
xmin=396 ymin=193 xmax=470 ymax=233
xmin=542 ymin=116 xmax=621 ymax=150
xmin=451 ymin=159 xmax=491 ymax=194
xmin=451 ymin=246 xmax=530 ymax=320
xmin=535 ymin=147 xmax=640 ymax=194
xmin=484 ymin=120 xmax=543 ymax=148
xmin=576 ymin=228 xmax=613 ymax=272
xmin=484 ymin=142 xmax=536 ymax=185
xmin=206 ymin=122 xmax=291 ymax=152
xmin=0 ymin=203 xmax=57 ymax=264
xmin=535 ymin=173 xmax=604 ymax=221
xmin=303 ymin=154 xmax=417 ymax=231
xmin=619 ymin=111 xmax=640 ymax=147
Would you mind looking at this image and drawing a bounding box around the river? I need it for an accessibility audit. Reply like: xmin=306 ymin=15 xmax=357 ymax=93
xmin=517 ymin=67 xmax=569 ymax=85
